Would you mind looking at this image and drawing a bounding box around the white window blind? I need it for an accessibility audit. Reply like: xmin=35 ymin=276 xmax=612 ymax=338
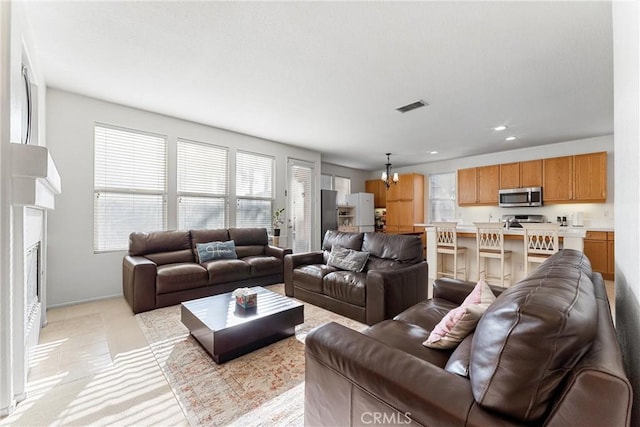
xmin=94 ymin=124 xmax=167 ymax=252
xmin=177 ymin=139 xmax=228 ymax=230
xmin=334 ymin=176 xmax=351 ymax=205
xmin=236 ymin=151 xmax=274 ymax=230
xmin=429 ymin=172 xmax=456 ymax=222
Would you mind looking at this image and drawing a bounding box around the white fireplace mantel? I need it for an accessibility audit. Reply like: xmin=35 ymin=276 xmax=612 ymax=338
xmin=11 ymin=143 xmax=61 ymax=209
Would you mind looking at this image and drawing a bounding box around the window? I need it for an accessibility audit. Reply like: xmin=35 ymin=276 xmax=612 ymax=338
xmin=236 ymin=151 xmax=274 ymax=231
xmin=429 ymin=172 xmax=456 ymax=222
xmin=177 ymin=139 xmax=228 ymax=230
xmin=320 ymin=173 xmax=333 ymax=190
xmin=334 ymin=176 xmax=351 ymax=205
xmin=94 ymin=124 xmax=167 ymax=252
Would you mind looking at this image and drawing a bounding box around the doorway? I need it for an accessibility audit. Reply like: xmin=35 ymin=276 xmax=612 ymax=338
xmin=287 ymin=159 xmax=315 ymax=253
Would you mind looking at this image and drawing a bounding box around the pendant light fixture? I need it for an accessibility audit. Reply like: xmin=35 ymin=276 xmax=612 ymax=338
xmin=381 ymin=153 xmax=399 ymax=190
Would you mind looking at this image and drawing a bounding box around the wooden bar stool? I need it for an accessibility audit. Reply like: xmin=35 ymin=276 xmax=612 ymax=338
xmin=522 ymin=223 xmax=560 ymax=276
xmin=433 ymin=222 xmax=467 ymax=280
xmin=474 ymin=222 xmax=512 ymax=287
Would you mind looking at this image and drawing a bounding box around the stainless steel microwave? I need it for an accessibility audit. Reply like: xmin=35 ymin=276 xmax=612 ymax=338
xmin=498 ymin=187 xmax=543 ymax=207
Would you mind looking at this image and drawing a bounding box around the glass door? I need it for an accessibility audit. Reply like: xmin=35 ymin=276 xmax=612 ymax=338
xmin=288 ymin=159 xmax=315 ymax=253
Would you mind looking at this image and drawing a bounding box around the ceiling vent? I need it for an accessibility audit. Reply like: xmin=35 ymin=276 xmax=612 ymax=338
xmin=396 ymin=99 xmax=428 ymax=113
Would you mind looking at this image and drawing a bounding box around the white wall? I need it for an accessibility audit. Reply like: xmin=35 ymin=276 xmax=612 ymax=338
xmin=46 ymin=89 xmax=321 ymax=307
xmin=368 ymin=135 xmax=614 ymax=227
xmin=612 ymin=2 xmax=640 ymax=425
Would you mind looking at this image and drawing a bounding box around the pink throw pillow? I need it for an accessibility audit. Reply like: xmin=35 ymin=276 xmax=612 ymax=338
xmin=423 ymin=279 xmax=496 ymax=349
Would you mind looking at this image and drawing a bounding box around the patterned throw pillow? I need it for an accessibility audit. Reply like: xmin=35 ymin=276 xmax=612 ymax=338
xmin=423 ymin=279 xmax=496 ymax=349
xmin=196 ymin=240 xmax=237 ymax=263
xmin=327 ymin=245 xmax=369 ymax=273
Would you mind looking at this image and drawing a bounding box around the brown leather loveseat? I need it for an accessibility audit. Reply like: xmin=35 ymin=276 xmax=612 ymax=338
xmin=305 ymin=249 xmax=632 ymax=426
xmin=284 ymin=230 xmax=428 ymax=325
xmin=123 ymin=227 xmax=291 ymax=313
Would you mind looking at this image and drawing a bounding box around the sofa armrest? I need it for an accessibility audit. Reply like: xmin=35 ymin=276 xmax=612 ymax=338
xmin=265 ymin=245 xmax=292 ymax=260
xmin=305 ymin=322 xmax=477 ymax=427
xmin=433 ymin=278 xmax=506 ymax=305
xmin=283 ymin=251 xmax=324 ymax=296
xmin=365 ymin=261 xmax=428 ymax=325
xmin=122 ymin=255 xmax=157 ymax=314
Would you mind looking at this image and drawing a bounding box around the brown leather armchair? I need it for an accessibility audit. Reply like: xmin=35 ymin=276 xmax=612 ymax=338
xmin=284 ymin=230 xmax=429 ymax=325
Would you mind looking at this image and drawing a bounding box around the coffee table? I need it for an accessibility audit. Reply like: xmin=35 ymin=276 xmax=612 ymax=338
xmin=180 ymin=286 xmax=304 ymax=363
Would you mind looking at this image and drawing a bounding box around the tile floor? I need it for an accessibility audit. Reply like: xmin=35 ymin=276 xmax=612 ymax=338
xmin=0 ymin=280 xmax=616 ymax=426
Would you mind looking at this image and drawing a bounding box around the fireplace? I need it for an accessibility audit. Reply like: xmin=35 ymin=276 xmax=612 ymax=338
xmin=25 ymin=241 xmax=40 ymax=327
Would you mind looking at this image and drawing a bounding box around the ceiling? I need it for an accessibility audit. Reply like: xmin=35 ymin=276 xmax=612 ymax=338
xmin=23 ymin=1 xmax=613 ymax=171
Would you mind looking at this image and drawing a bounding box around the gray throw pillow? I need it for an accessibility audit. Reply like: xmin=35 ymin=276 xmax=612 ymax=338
xmin=327 ymin=245 xmax=369 ymax=273
xmin=196 ymin=240 xmax=237 ymax=263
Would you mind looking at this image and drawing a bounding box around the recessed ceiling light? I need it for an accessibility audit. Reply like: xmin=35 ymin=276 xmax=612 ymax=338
xmin=494 ymin=125 xmax=507 ymax=131
xmin=505 ymin=136 xmax=517 ymax=141
xmin=429 ymin=151 xmax=438 ymax=155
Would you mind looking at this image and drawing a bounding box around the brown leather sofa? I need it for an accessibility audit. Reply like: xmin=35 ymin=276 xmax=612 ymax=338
xmin=305 ymin=249 xmax=632 ymax=426
xmin=123 ymin=227 xmax=291 ymax=313
xmin=284 ymin=230 xmax=428 ymax=325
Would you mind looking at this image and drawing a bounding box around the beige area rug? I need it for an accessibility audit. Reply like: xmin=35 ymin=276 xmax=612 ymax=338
xmin=136 ymin=284 xmax=367 ymax=426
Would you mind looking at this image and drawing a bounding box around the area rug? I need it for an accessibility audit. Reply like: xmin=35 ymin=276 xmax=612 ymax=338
xmin=136 ymin=284 xmax=367 ymax=426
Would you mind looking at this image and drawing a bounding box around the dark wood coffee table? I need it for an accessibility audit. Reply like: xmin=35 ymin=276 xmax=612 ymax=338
xmin=180 ymin=286 xmax=304 ymax=363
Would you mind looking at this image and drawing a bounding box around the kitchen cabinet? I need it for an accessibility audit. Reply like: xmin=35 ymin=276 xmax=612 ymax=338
xmin=500 ymin=160 xmax=542 ymax=189
xmin=583 ymin=230 xmax=614 ymax=280
xmin=385 ymin=174 xmax=424 ymax=234
xmin=365 ymin=179 xmax=386 ymax=208
xmin=457 ymin=165 xmax=498 ymax=205
xmin=543 ymin=156 xmax=573 ymax=202
xmin=574 ymin=152 xmax=607 ymax=202
xmin=337 ymin=205 xmax=355 ymax=231
xmin=457 ymin=168 xmax=478 ymax=206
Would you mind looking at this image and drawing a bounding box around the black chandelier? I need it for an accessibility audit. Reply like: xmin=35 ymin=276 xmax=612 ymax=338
xmin=381 ymin=153 xmax=399 ymax=190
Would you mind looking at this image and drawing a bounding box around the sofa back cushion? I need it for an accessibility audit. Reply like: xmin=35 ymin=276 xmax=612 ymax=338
xmin=322 ymin=230 xmax=364 ymax=263
xmin=191 ymin=229 xmax=230 ymax=246
xmin=362 ymin=232 xmax=423 ymax=264
xmin=129 ymin=230 xmax=194 ymax=265
xmin=228 ymin=228 xmax=268 ymax=258
xmin=469 ymin=252 xmax=598 ymax=422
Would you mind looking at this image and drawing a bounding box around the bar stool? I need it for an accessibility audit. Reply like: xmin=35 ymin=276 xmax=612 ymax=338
xmin=474 ymin=222 xmax=512 ymax=287
xmin=433 ymin=222 xmax=467 ymax=280
xmin=522 ymin=223 xmax=560 ymax=276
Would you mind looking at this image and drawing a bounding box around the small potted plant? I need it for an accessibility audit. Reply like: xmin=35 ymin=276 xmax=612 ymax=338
xmin=273 ymin=208 xmax=285 ymax=236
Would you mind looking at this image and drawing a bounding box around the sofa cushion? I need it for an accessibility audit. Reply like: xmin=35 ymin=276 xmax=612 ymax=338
xmin=130 ymin=230 xmax=195 ymax=265
xmin=327 ymin=246 xmax=369 ymax=273
xmin=362 ymin=232 xmax=423 ymax=264
xmin=469 ymin=264 xmax=598 ymax=422
xmin=293 ymin=264 xmax=337 ymax=293
xmin=323 ymin=271 xmax=366 ymax=306
xmin=156 ymin=263 xmax=208 ymax=294
xmin=243 ymin=255 xmax=282 ymax=277
xmin=146 ymin=249 xmax=195 ymax=266
xmin=365 ymin=256 xmax=398 ymax=270
xmin=445 ymin=333 xmax=474 ymax=377
xmin=321 ymin=230 xmax=364 ymax=263
xmin=190 ymin=229 xmax=230 ymax=246
xmin=229 ymin=228 xmax=268 ymax=246
xmin=236 ymin=245 xmax=265 ymax=258
xmin=203 ymin=259 xmax=251 ymax=284
xmin=423 ymin=279 xmax=496 ymax=349
xmin=363 ymin=320 xmax=452 ymax=368
xmin=394 ymin=299 xmax=458 ymax=332
xmin=196 ymin=240 xmax=237 ymax=263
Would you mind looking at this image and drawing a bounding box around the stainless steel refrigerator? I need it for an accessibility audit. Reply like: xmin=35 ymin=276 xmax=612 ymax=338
xmin=321 ymin=190 xmax=338 ymax=242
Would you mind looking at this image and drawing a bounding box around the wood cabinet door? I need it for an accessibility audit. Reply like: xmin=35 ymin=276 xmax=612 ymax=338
xmin=543 ymin=156 xmax=573 ymax=202
xmin=520 ymin=160 xmax=543 ymax=187
xmin=366 ymin=179 xmax=386 ymax=208
xmin=499 ymin=162 xmax=520 ymax=189
xmin=607 ymin=232 xmax=615 ymax=277
xmin=574 ymin=152 xmax=607 ymax=202
xmin=398 ymin=174 xmax=415 ymax=200
xmin=386 ymin=200 xmax=413 ymax=228
xmin=477 ymin=165 xmax=499 ymax=204
xmin=583 ymin=238 xmax=608 ymax=274
xmin=457 ymin=168 xmax=477 ymax=205
xmin=386 ymin=200 xmax=401 ymax=227
xmin=386 ymin=177 xmax=401 ymax=201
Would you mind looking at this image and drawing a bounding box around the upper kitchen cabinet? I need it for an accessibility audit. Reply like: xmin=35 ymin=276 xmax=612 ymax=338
xmin=543 ymin=152 xmax=607 ymax=204
xmin=457 ymin=168 xmax=477 ymax=206
xmin=543 ymin=156 xmax=573 ymax=202
xmin=365 ymin=179 xmax=386 ymax=208
xmin=458 ymin=166 xmax=498 ymax=206
xmin=573 ymin=152 xmax=607 ymax=202
xmin=500 ymin=160 xmax=542 ymax=189
xmin=387 ymin=173 xmax=419 ymax=202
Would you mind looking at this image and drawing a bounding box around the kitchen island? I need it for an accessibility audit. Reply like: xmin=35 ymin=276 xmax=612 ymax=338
xmin=417 ymin=223 xmax=587 ymax=297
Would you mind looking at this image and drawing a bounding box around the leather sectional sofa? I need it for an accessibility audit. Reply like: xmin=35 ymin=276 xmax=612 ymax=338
xmin=284 ymin=230 xmax=428 ymax=325
xmin=123 ymin=227 xmax=291 ymax=313
xmin=305 ymin=249 xmax=632 ymax=426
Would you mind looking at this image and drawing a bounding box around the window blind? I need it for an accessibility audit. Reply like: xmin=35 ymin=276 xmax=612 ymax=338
xmin=177 ymin=139 xmax=228 ymax=230
xmin=429 ymin=172 xmax=456 ymax=222
xmin=94 ymin=124 xmax=167 ymax=252
xmin=236 ymin=151 xmax=274 ymax=231
xmin=334 ymin=176 xmax=351 ymax=205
